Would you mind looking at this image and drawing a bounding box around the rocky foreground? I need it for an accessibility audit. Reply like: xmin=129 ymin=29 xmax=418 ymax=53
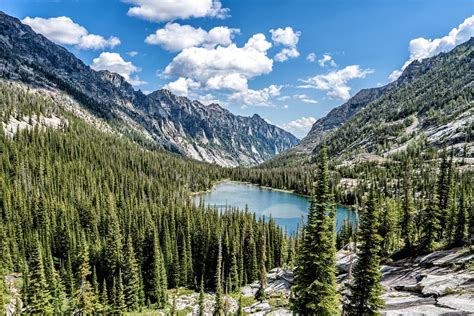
xmin=4 ymin=247 xmax=472 ymax=315
xmin=170 ymin=247 xmax=473 ymax=315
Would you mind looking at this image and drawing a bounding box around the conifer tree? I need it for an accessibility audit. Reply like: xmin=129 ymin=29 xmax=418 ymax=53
xmin=419 ymin=187 xmax=440 ymax=253
xmin=100 ymin=279 xmax=109 ymax=313
xmin=291 ymin=147 xmax=339 ymax=315
xmin=255 ymin=227 xmax=267 ymax=302
xmin=92 ymin=267 xmax=102 ymax=311
xmin=400 ymin=165 xmax=416 ymax=250
xmin=104 ymin=194 xmax=123 ymax=277
xmin=123 ymin=236 xmax=141 ymax=311
xmin=437 ymin=149 xmax=454 ymax=238
xmin=454 ymin=188 xmax=467 ymax=246
xmin=27 ymin=236 xmax=53 ymax=314
xmin=244 ymin=225 xmax=258 ymax=283
xmin=198 ymin=276 xmax=205 ymax=316
xmin=213 ymin=238 xmax=224 ymax=316
xmin=345 ymin=186 xmax=384 ymax=315
xmin=152 ymin=233 xmax=168 ymax=308
xmin=229 ymin=239 xmax=239 ymax=293
xmin=74 ymin=235 xmax=96 ymax=314
xmin=113 ymin=270 xmax=126 ymax=314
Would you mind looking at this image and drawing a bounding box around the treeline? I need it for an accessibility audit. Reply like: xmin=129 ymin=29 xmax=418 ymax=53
xmin=0 ymin=83 xmax=287 ymax=313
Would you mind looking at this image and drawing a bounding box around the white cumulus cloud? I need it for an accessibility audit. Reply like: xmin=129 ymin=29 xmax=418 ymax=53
xmin=318 ymin=54 xmax=337 ymax=67
xmin=300 ymin=65 xmax=373 ymax=100
xmin=22 ymin=16 xmax=120 ymax=50
xmin=91 ymin=52 xmax=145 ymax=86
xmin=389 ymin=15 xmax=474 ymax=81
xmin=163 ymin=33 xmax=273 ymax=92
xmin=163 ymin=77 xmax=200 ymax=97
xmin=230 ymin=85 xmax=282 ymax=107
xmin=306 ymin=52 xmax=317 ymax=62
xmin=126 ymin=0 xmax=229 ymax=22
xmin=281 ymin=116 xmax=317 ymax=137
xmin=145 ymin=23 xmax=239 ymax=52
xmin=270 ymin=27 xmax=301 ymax=62
xmin=274 ymin=47 xmax=300 ymax=62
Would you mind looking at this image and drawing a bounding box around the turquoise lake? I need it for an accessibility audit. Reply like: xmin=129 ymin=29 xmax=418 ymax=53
xmin=193 ymin=181 xmax=354 ymax=235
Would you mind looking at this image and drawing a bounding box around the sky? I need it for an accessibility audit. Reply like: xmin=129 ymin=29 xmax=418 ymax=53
xmin=2 ymin=0 xmax=473 ymax=138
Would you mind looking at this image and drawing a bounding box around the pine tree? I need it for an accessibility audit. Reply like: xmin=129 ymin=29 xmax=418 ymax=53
xmin=255 ymin=227 xmax=267 ymax=302
xmin=437 ymin=149 xmax=454 ymax=238
xmin=123 ymin=236 xmax=141 ymax=311
xmin=112 ymin=270 xmax=126 ymax=314
xmin=213 ymin=238 xmax=224 ymax=316
xmin=100 ymin=279 xmax=109 ymax=313
xmin=92 ymin=267 xmax=102 ymax=311
xmin=104 ymin=194 xmax=123 ymax=277
xmin=229 ymin=239 xmax=239 ymax=293
xmin=198 ymin=276 xmax=205 ymax=316
xmin=244 ymin=224 xmax=258 ymax=283
xmin=74 ymin=235 xmax=96 ymax=314
xmin=400 ymin=165 xmax=415 ymax=250
xmin=419 ymin=187 xmax=440 ymax=253
xmin=27 ymin=236 xmax=53 ymax=314
xmin=152 ymin=232 xmax=168 ymax=308
xmin=291 ymin=147 xmax=339 ymax=315
xmin=454 ymin=188 xmax=467 ymax=246
xmin=345 ymin=185 xmax=384 ymax=315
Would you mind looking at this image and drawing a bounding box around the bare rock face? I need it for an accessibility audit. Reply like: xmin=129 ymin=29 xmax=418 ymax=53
xmin=0 ymin=11 xmax=298 ymax=167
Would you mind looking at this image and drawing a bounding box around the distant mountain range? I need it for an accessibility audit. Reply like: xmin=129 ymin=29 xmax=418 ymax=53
xmin=0 ymin=11 xmax=298 ymax=167
xmin=271 ymin=37 xmax=473 ymax=165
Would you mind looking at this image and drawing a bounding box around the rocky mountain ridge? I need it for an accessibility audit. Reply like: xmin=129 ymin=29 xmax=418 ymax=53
xmin=278 ymin=38 xmax=473 ymax=163
xmin=0 ymin=11 xmax=298 ymax=166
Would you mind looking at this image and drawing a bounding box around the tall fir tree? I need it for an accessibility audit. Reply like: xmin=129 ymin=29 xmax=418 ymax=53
xmin=419 ymin=185 xmax=441 ymax=253
xmin=198 ymin=276 xmax=205 ymax=316
xmin=112 ymin=270 xmax=126 ymax=314
xmin=213 ymin=237 xmax=224 ymax=316
xmin=255 ymin=226 xmax=267 ymax=302
xmin=453 ymin=188 xmax=467 ymax=246
xmin=291 ymin=147 xmax=339 ymax=315
xmin=345 ymin=185 xmax=384 ymax=315
xmin=27 ymin=236 xmax=53 ymax=314
xmin=123 ymin=236 xmax=141 ymax=311
xmin=229 ymin=239 xmax=240 ymax=293
xmin=400 ymin=164 xmax=415 ymax=250
xmin=152 ymin=232 xmax=168 ymax=308
xmin=100 ymin=279 xmax=109 ymax=313
xmin=437 ymin=149 xmax=454 ymax=239
xmin=74 ymin=235 xmax=96 ymax=314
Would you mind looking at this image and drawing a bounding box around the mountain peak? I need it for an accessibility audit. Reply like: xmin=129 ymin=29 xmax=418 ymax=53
xmin=0 ymin=11 xmax=298 ymax=166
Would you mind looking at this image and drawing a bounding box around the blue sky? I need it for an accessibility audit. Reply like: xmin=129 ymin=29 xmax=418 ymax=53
xmin=2 ymin=0 xmax=473 ymax=137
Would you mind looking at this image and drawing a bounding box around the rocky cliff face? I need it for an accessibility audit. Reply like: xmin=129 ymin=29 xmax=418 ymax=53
xmin=0 ymin=11 xmax=298 ymax=166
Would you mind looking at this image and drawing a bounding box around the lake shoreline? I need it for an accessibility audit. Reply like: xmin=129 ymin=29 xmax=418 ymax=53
xmin=191 ymin=179 xmax=354 ymax=209
xmin=190 ymin=179 xmax=308 ymax=197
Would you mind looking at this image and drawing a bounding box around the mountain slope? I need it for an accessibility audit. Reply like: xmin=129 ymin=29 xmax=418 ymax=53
xmin=0 ymin=11 xmax=298 ymax=166
xmin=322 ymin=37 xmax=473 ymax=159
xmin=271 ymin=38 xmax=473 ymax=166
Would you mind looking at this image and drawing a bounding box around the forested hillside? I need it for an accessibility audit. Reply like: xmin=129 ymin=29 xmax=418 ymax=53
xmin=0 ymin=82 xmax=288 ymax=313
